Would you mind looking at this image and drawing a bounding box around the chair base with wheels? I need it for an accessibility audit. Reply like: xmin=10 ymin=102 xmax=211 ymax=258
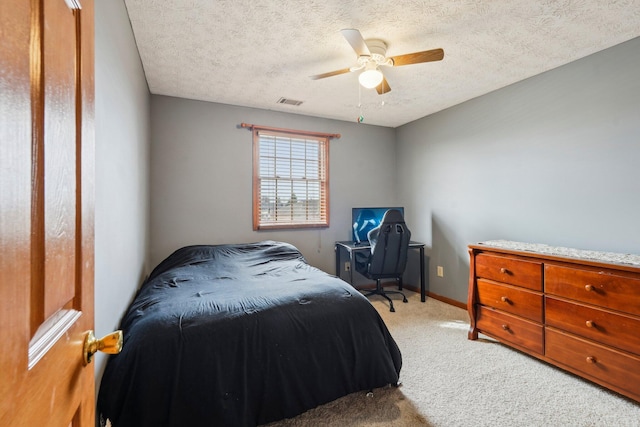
xmin=362 ymin=277 xmax=408 ymax=312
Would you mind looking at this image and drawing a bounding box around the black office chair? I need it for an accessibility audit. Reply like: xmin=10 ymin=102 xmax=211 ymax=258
xmin=355 ymin=209 xmax=410 ymax=312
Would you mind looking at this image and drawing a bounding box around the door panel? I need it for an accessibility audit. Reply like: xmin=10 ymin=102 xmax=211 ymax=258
xmin=43 ymin=0 xmax=78 ymax=326
xmin=0 ymin=0 xmax=95 ymax=426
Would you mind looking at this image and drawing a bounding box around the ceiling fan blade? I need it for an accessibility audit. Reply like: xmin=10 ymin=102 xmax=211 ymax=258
xmin=390 ymin=48 xmax=444 ymax=66
xmin=376 ymin=77 xmax=391 ymax=95
xmin=309 ymin=68 xmax=352 ymax=80
xmin=341 ymin=28 xmax=370 ymax=56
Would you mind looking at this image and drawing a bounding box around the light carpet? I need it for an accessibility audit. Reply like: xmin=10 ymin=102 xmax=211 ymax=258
xmin=266 ymin=292 xmax=640 ymax=427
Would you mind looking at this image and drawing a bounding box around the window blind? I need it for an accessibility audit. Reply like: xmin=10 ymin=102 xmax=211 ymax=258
xmin=253 ymin=129 xmax=329 ymax=230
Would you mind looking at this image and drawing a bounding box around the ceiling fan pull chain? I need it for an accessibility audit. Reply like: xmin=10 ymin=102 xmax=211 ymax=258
xmin=357 ymin=84 xmax=364 ymax=123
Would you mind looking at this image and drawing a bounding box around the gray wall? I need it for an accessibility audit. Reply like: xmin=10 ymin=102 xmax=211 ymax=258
xmin=397 ymin=37 xmax=640 ymax=304
xmin=94 ymin=0 xmax=150 ymax=383
xmin=150 ymin=96 xmax=396 ymax=273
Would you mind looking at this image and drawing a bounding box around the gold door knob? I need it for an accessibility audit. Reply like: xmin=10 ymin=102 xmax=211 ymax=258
xmin=83 ymin=330 xmax=123 ymax=365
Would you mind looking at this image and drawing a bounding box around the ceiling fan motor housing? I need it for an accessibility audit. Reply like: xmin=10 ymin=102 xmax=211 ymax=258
xmin=364 ymin=39 xmax=392 ymax=66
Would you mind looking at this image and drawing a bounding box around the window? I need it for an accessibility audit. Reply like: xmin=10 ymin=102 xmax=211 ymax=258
xmin=251 ymin=126 xmax=333 ymax=230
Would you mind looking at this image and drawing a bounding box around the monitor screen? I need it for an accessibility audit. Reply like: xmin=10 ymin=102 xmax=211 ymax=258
xmin=351 ymin=207 xmax=404 ymax=243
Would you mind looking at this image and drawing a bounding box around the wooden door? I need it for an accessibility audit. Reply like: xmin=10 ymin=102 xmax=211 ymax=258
xmin=0 ymin=0 xmax=96 ymax=425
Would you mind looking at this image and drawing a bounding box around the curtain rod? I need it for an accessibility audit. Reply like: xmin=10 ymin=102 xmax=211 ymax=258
xmin=240 ymin=123 xmax=341 ymax=139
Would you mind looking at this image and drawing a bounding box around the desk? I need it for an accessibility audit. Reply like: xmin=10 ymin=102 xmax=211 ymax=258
xmin=335 ymin=241 xmax=425 ymax=302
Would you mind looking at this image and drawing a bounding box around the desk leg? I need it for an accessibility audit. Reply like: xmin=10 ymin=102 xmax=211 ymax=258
xmin=348 ymin=250 xmax=354 ymax=286
xmin=420 ymin=247 xmax=425 ymax=302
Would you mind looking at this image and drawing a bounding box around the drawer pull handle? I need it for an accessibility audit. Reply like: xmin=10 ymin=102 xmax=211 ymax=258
xmin=584 ymin=284 xmax=594 ymax=292
xmin=586 ymin=356 xmax=596 ymax=364
xmin=500 ymin=267 xmax=509 ymax=274
xmin=585 ymin=320 xmax=595 ymax=328
xmin=501 ymin=296 xmax=510 ymax=304
xmin=501 ymin=324 xmax=509 ymax=331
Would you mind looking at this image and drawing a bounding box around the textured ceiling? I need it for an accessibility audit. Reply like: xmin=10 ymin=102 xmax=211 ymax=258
xmin=124 ymin=0 xmax=640 ymax=128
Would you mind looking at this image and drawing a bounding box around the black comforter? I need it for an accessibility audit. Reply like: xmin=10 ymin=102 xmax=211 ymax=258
xmin=98 ymin=241 xmax=401 ymax=427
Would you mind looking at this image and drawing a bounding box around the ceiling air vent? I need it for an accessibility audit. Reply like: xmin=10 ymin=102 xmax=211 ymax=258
xmin=277 ymin=97 xmax=303 ymax=106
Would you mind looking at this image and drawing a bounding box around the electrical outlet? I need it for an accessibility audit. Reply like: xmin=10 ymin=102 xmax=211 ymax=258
xmin=344 ymin=262 xmax=351 ymax=272
xmin=437 ymin=266 xmax=444 ymax=277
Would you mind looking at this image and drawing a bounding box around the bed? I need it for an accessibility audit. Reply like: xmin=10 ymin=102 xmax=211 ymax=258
xmin=97 ymin=241 xmax=402 ymax=427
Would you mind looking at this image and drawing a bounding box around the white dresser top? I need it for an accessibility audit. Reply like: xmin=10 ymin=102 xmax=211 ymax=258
xmin=478 ymin=240 xmax=640 ymax=267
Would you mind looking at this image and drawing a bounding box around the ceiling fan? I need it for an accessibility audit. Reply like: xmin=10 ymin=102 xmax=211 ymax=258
xmin=310 ymin=28 xmax=444 ymax=95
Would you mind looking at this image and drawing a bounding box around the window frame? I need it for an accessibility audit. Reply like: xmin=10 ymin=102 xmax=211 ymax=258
xmin=251 ymin=127 xmax=331 ymax=231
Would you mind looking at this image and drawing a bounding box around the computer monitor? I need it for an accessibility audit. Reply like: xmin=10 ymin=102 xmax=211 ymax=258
xmin=351 ymin=207 xmax=405 ymax=243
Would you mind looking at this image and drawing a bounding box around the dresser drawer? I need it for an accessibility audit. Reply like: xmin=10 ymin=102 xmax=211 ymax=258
xmin=546 ymin=328 xmax=640 ymax=399
xmin=477 ymin=279 xmax=543 ymax=322
xmin=546 ymin=297 xmax=640 ymax=355
xmin=545 ymin=265 xmax=640 ymax=316
xmin=476 ymin=306 xmax=543 ymax=354
xmin=475 ymin=253 xmax=542 ymax=291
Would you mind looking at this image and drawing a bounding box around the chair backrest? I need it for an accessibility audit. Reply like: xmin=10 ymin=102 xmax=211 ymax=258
xmin=367 ymin=209 xmax=411 ymax=277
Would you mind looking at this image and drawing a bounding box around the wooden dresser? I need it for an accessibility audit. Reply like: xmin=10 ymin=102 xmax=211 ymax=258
xmin=468 ymin=241 xmax=640 ymax=403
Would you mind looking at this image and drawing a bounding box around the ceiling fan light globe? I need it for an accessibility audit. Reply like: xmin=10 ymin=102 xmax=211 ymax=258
xmin=359 ymin=69 xmax=383 ymax=89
